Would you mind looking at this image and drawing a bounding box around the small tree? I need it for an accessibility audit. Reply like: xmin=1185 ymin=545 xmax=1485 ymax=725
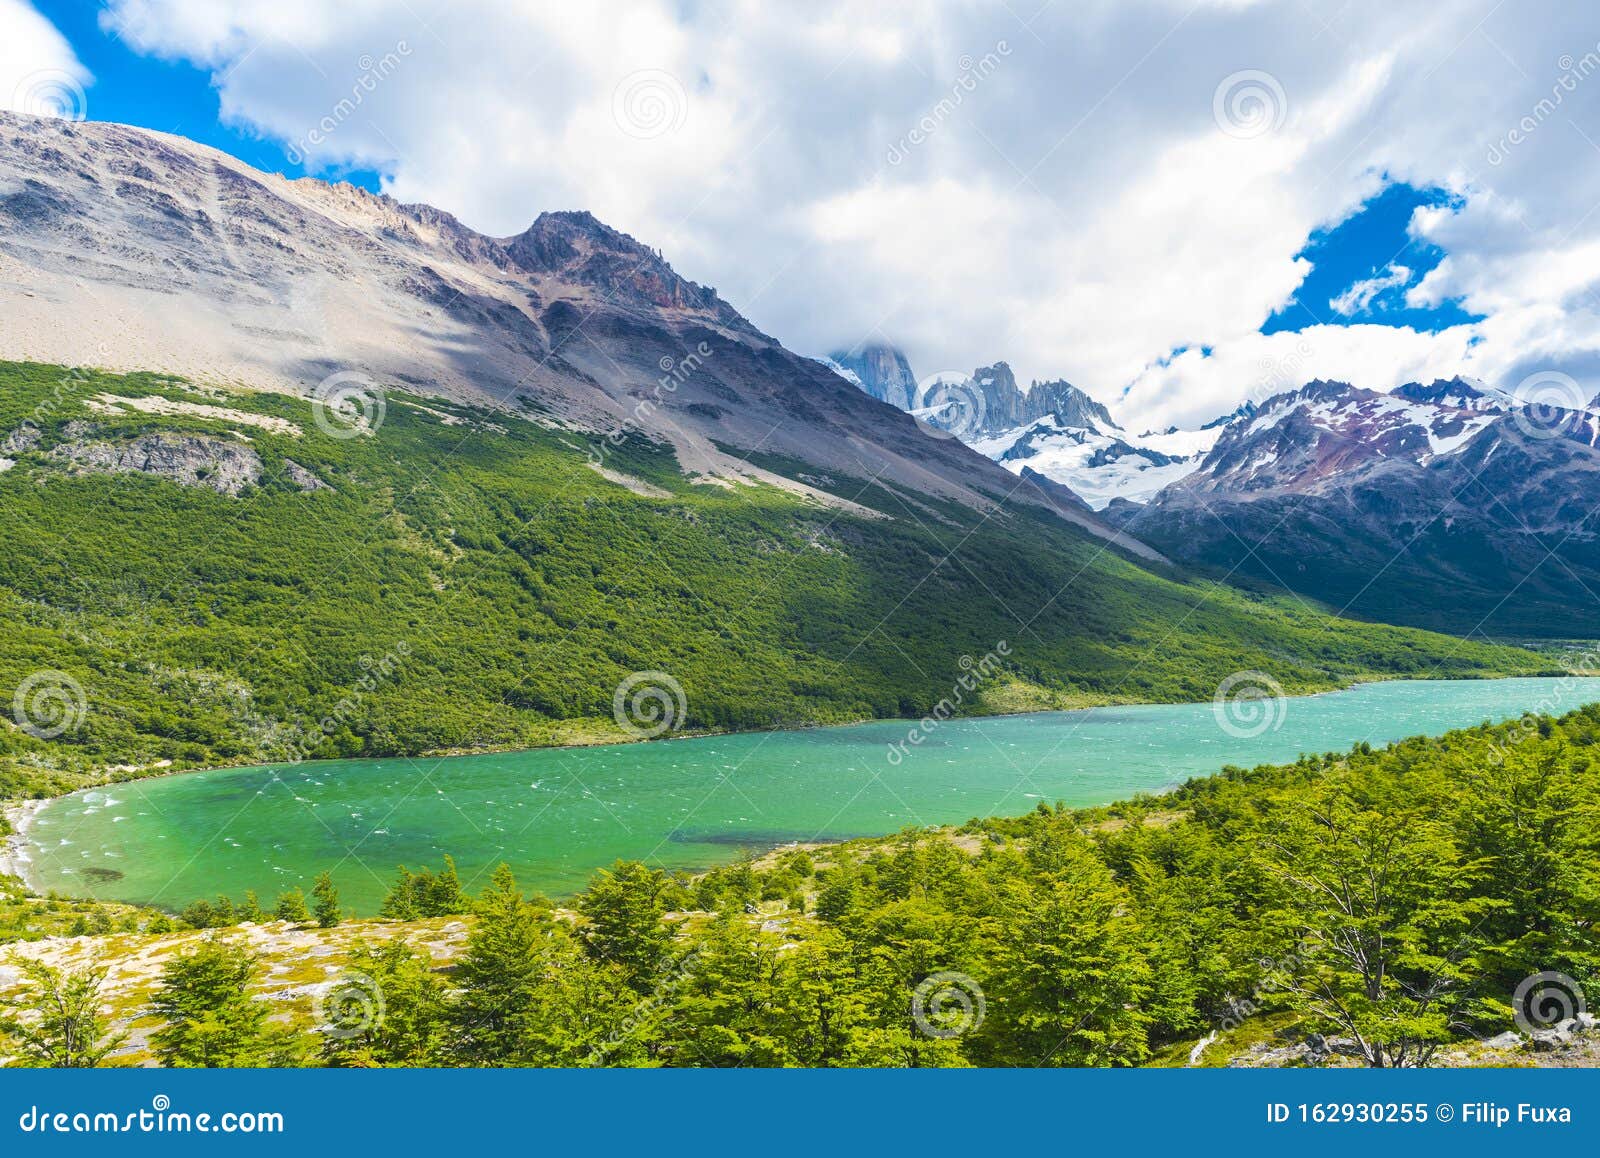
xmin=381 ymin=858 xmax=469 ymax=920
xmin=274 ymin=888 xmax=311 ymax=924
xmin=449 ymin=864 xmax=545 ymax=1064
xmin=0 ymin=960 xmax=126 ymax=1067
xmin=380 ymin=867 xmax=422 ymax=920
xmin=149 ymin=940 xmax=275 ymax=1068
xmin=426 ymin=856 xmax=466 ymax=915
xmin=577 ymin=860 xmax=674 ymax=989
xmin=238 ymin=891 xmax=264 ymax=923
xmin=312 ymin=872 xmax=341 ymax=928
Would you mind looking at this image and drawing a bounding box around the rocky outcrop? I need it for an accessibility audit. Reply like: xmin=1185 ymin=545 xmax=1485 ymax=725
xmin=54 ymin=432 xmax=263 ymax=495
xmin=505 ymin=210 xmax=754 ymax=332
xmin=46 ymin=433 xmax=332 ymax=496
xmin=280 ymin=458 xmax=330 ymax=492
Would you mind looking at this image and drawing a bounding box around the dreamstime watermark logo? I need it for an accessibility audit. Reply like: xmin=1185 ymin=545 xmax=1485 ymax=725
xmin=312 ymin=970 xmax=385 ymax=1040
xmin=912 ymin=972 xmax=986 ymax=1039
xmin=1213 ymin=70 xmax=1287 ymax=139
xmin=911 ymin=371 xmax=987 ymax=441
xmin=11 ymin=70 xmax=88 ymax=120
xmin=612 ymin=671 xmax=686 ymax=739
xmin=285 ymin=44 xmax=411 ymax=165
xmin=1512 ymin=970 xmax=1587 ymax=1034
xmin=1212 ymin=670 xmax=1286 ymax=739
xmin=886 ymin=42 xmax=1011 ymax=165
xmin=1488 ymin=46 xmax=1600 ymax=165
xmin=11 ymin=670 xmax=87 ymax=740
xmin=16 ymin=1094 xmax=284 ymax=1135
xmin=612 ymin=70 xmax=687 ymax=139
xmin=587 ymin=342 xmax=713 ymax=469
xmin=311 ymin=371 xmax=387 ymax=439
xmin=1510 ymin=370 xmax=1589 ymax=440
xmin=887 ymin=643 xmax=1011 ymax=765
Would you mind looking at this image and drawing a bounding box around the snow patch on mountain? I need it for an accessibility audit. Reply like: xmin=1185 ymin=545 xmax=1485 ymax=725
xmin=975 ymin=414 xmax=1220 ymax=509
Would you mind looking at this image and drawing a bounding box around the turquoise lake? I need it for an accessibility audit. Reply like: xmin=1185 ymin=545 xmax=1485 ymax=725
xmin=21 ymin=676 xmax=1599 ymax=913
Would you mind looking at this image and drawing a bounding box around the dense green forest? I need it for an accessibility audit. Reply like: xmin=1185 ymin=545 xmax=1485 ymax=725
xmin=4 ymin=706 xmax=1596 ymax=1067
xmin=0 ymin=360 xmax=1546 ymax=805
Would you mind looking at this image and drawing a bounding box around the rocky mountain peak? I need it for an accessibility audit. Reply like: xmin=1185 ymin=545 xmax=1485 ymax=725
xmin=504 ymin=210 xmax=742 ymax=323
xmin=825 ymin=344 xmax=918 ymax=410
xmin=1392 ymin=377 xmax=1510 ymax=411
xmin=1199 ymin=400 xmax=1258 ymax=431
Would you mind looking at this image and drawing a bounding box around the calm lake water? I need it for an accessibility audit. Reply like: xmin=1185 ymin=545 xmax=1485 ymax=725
xmin=22 ymin=677 xmax=1599 ymax=913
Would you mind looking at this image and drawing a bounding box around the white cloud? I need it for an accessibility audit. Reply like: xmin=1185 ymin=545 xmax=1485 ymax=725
xmin=79 ymin=0 xmax=1600 ymax=430
xmin=1 ymin=0 xmax=91 ymax=119
xmin=1330 ymin=263 xmax=1412 ymax=316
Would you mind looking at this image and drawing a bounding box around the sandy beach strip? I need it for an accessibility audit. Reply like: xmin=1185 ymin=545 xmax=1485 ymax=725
xmin=0 ymin=799 xmax=47 ymax=892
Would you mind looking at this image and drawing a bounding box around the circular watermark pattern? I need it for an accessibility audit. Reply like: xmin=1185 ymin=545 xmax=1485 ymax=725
xmin=1510 ymin=370 xmax=1588 ymax=440
xmin=912 ymin=371 xmax=987 ymax=441
xmin=912 ymin=971 xmax=986 ymax=1039
xmin=612 ymin=670 xmax=686 ymax=739
xmin=311 ymin=371 xmax=386 ymax=439
xmin=612 ymin=70 xmax=688 ymax=140
xmin=151 ymin=1094 xmax=171 ymax=1112
xmin=12 ymin=670 xmax=87 ymax=740
xmin=1213 ymin=70 xmax=1287 ymax=139
xmin=1512 ymin=970 xmax=1586 ymax=1034
xmin=313 ymin=970 xmax=385 ymax=1040
xmin=11 ymin=70 xmax=88 ymax=121
xmin=1212 ymin=670 xmax=1286 ymax=739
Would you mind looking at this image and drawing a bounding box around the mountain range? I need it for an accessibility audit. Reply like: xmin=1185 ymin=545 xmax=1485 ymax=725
xmin=823 ymin=346 xmax=1240 ymax=509
xmin=1113 ymin=378 xmax=1600 ymax=636
xmin=823 ymin=341 xmax=1600 ymax=637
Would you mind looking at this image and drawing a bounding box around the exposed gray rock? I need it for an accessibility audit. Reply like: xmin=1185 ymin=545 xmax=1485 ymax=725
xmin=53 ymin=432 xmax=262 ymax=495
xmin=969 ymin=362 xmax=1114 ymax=436
xmin=1483 ymin=1031 xmax=1523 ymax=1050
xmin=1 ymin=424 xmax=41 ymax=453
xmin=280 ymin=457 xmax=330 ymax=492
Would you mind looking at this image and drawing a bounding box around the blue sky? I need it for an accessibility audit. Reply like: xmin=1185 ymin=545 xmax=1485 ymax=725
xmin=8 ymin=0 xmax=1597 ymax=429
xmin=1261 ymin=182 xmax=1482 ymax=336
xmin=34 ymin=0 xmax=385 ymax=189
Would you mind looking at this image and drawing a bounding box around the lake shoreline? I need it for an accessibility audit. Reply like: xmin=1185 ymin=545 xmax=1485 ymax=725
xmin=7 ymin=667 xmax=1559 ymax=818
xmin=0 ymin=798 xmax=47 ymax=892
xmin=16 ymin=672 xmax=1593 ymax=913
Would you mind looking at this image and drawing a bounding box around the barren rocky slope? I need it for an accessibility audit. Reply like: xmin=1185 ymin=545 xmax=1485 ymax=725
xmin=0 ymin=112 xmax=1153 ymax=557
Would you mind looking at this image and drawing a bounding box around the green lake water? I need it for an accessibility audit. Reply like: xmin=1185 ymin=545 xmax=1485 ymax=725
xmin=21 ymin=677 xmax=1599 ymax=914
